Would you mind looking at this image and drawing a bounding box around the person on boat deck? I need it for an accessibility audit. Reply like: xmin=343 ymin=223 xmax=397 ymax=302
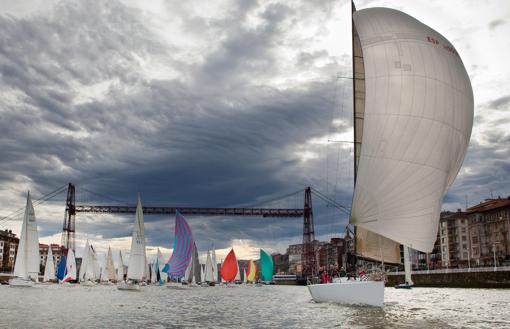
xmin=320 ymin=271 xmax=331 ymax=284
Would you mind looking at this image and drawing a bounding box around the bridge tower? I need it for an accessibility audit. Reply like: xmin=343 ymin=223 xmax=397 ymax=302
xmin=302 ymin=187 xmax=317 ymax=276
xmin=61 ymin=183 xmax=76 ymax=253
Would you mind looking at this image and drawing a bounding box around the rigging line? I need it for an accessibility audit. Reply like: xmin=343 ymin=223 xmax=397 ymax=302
xmin=243 ymin=188 xmax=304 ymax=208
xmin=79 ymin=187 xmax=132 ymax=206
xmin=311 ymin=188 xmax=351 ymax=215
xmin=0 ymin=184 xmax=68 ymax=224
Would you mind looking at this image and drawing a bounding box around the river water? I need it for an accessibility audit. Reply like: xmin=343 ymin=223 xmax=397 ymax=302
xmin=1 ymin=284 xmax=509 ymax=328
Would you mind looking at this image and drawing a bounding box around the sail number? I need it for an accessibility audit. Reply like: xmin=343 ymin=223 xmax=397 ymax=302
xmin=427 ymin=36 xmax=459 ymax=57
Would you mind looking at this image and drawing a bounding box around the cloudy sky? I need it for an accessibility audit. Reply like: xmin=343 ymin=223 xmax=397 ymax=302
xmin=0 ymin=0 xmax=508 ymax=263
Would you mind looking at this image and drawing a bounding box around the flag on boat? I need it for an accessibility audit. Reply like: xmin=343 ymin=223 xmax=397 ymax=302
xmin=163 ymin=210 xmax=193 ymax=279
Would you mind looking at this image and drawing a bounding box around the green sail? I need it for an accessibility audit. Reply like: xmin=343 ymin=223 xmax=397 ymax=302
xmin=260 ymin=249 xmax=273 ymax=282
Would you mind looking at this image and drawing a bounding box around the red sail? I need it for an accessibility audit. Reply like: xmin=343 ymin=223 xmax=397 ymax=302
xmin=220 ymin=249 xmax=238 ymax=282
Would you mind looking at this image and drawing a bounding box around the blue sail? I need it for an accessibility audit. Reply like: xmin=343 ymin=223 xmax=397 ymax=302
xmin=163 ymin=210 xmax=193 ymax=279
xmin=56 ymin=255 xmax=67 ymax=280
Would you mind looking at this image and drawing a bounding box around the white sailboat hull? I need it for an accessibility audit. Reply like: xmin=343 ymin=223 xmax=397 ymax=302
xmin=117 ymin=281 xmax=141 ymax=291
xmin=307 ymin=281 xmax=384 ymax=307
xmin=9 ymin=277 xmax=34 ymax=287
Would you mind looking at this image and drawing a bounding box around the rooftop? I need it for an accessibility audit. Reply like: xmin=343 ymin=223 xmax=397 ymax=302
xmin=466 ymin=197 xmax=510 ymax=214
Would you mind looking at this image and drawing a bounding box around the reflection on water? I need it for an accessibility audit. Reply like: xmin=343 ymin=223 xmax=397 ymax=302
xmin=1 ymin=285 xmax=509 ymax=328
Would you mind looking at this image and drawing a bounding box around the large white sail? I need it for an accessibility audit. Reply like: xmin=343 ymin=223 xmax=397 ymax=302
xmin=106 ymin=246 xmax=116 ymax=281
xmin=117 ymin=250 xmax=125 ymax=282
xmin=211 ymin=247 xmax=217 ymax=282
xmin=350 ymin=8 xmax=473 ymax=252
xmin=43 ymin=246 xmax=55 ymax=282
xmin=204 ymin=250 xmax=214 ymax=282
xmin=63 ymin=248 xmax=77 ymax=282
xmin=150 ymin=258 xmax=157 ymax=283
xmin=235 ymin=261 xmax=241 ymax=281
xmin=13 ymin=192 xmax=40 ymax=281
xmin=126 ymin=194 xmax=147 ymax=281
xmin=79 ymin=240 xmax=95 ymax=282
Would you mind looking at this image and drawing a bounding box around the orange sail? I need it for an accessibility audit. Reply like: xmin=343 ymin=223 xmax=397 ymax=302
xmin=246 ymin=259 xmax=256 ymax=282
xmin=220 ymin=249 xmax=238 ymax=282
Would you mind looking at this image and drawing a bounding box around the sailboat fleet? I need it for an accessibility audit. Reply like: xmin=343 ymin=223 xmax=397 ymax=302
xmin=8 ymin=191 xmax=274 ymax=289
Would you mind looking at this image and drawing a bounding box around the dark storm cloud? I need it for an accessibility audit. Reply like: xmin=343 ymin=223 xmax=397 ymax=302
xmin=486 ymin=94 xmax=510 ymax=110
xmin=0 ymin=0 xmax=352 ymax=249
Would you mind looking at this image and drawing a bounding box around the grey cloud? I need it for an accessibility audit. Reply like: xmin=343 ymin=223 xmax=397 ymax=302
xmin=489 ymin=19 xmax=506 ymax=30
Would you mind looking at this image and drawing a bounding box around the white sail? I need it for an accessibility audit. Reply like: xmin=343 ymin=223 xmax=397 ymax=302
xmin=106 ymin=247 xmax=116 ymax=281
xmin=43 ymin=246 xmax=55 ymax=282
xmin=151 ymin=259 xmax=157 ymax=283
xmin=117 ymin=250 xmax=125 ymax=282
xmin=211 ymin=247 xmax=218 ymax=282
xmin=200 ymin=263 xmax=204 ymax=282
xmin=63 ymin=248 xmax=77 ymax=282
xmin=243 ymin=268 xmax=247 ymax=283
xmin=127 ymin=194 xmax=147 ymax=281
xmin=183 ymin=257 xmax=192 ymax=282
xmin=91 ymin=246 xmax=100 ymax=280
xmin=79 ymin=240 xmax=95 ymax=282
xmin=403 ymin=245 xmax=414 ymax=285
xmin=204 ymin=250 xmax=214 ymax=282
xmin=157 ymin=248 xmax=167 ymax=282
xmin=235 ymin=261 xmax=241 ymax=281
xmin=13 ymin=192 xmax=40 ymax=281
xmin=350 ymin=8 xmax=473 ymax=252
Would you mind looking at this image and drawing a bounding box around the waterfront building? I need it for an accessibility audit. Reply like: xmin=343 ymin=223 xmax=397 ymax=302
xmin=467 ymin=197 xmax=510 ymax=267
xmin=271 ymin=253 xmax=289 ymax=274
xmin=439 ymin=210 xmax=470 ymax=268
xmin=0 ymin=229 xmax=19 ymax=272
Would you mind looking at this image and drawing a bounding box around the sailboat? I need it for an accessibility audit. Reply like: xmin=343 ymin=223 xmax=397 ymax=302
xmin=157 ymin=248 xmax=167 ymax=284
xmin=203 ymin=249 xmax=215 ymax=286
xmin=307 ymin=3 xmax=473 ymax=307
xmin=247 ymin=260 xmax=256 ymax=283
xmin=118 ymin=194 xmax=147 ymax=291
xmin=211 ymin=246 xmax=218 ymax=283
xmin=62 ymin=248 xmax=77 ymax=283
xmin=117 ymin=250 xmax=125 ymax=282
xmin=260 ymin=249 xmax=274 ymax=284
xmin=9 ymin=192 xmax=40 ymax=287
xmin=163 ymin=210 xmax=193 ymax=288
xmin=150 ymin=259 xmax=157 ymax=284
xmin=183 ymin=242 xmax=201 ymax=286
xmin=220 ymin=249 xmax=238 ymax=283
xmin=243 ymin=268 xmax=247 ymax=284
xmin=234 ymin=260 xmax=242 ymax=284
xmin=101 ymin=246 xmax=116 ymax=284
xmin=80 ymin=240 xmax=97 ymax=286
xmin=42 ymin=246 xmax=55 ymax=283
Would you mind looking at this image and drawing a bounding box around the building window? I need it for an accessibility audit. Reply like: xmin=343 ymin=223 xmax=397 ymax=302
xmin=462 ymin=236 xmax=467 ymax=241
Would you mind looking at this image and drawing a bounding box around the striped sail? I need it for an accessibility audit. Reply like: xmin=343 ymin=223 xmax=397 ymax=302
xmin=163 ymin=210 xmax=193 ymax=279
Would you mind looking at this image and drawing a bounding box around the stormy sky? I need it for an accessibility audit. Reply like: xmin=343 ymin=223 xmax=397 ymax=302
xmin=0 ymin=0 xmax=509 ymax=263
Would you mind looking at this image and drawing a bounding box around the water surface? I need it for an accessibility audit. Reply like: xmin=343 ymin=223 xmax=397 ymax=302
xmin=1 ymin=284 xmax=509 ymax=328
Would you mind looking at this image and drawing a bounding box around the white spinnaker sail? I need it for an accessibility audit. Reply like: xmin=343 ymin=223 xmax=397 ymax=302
xmin=117 ymin=250 xmax=125 ymax=282
xmin=43 ymin=246 xmax=55 ymax=282
xmin=13 ymin=192 xmax=40 ymax=281
xmin=350 ymin=8 xmax=473 ymax=253
xmin=127 ymin=194 xmax=147 ymax=281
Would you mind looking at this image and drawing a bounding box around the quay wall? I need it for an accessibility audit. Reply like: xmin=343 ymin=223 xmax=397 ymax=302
xmin=386 ymin=269 xmax=510 ymax=288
